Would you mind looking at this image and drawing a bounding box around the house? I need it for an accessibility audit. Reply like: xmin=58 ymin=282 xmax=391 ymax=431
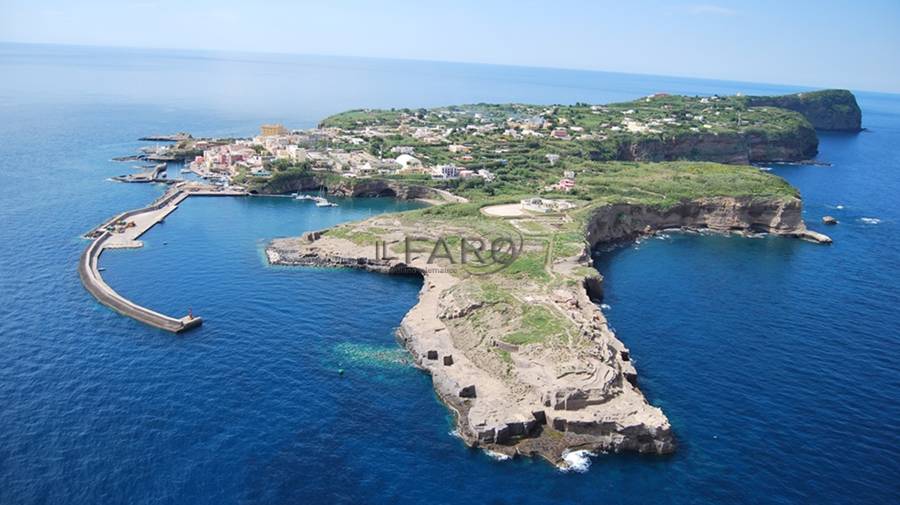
xmin=551 ymin=128 xmax=570 ymax=140
xmin=260 ymin=124 xmax=287 ymax=137
xmin=306 ymin=151 xmax=333 ymax=170
xmin=431 ymin=164 xmax=460 ymax=180
xmin=448 ymin=144 xmax=471 ymax=154
xmin=395 ymin=154 xmax=422 ymax=170
xmin=477 ymin=169 xmax=496 ymax=182
xmin=554 ymin=177 xmax=576 ymax=192
xmin=353 ymin=162 xmax=378 ymax=175
xmin=546 ymin=153 xmax=560 ymax=165
xmin=276 ymin=145 xmax=308 ymax=162
xmin=522 ymin=116 xmax=545 ymax=130
xmin=398 ymin=165 xmax=429 ymax=175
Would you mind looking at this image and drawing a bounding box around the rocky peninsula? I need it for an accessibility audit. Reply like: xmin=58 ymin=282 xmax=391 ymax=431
xmin=90 ymin=89 xmax=855 ymax=469
xmin=266 ymin=160 xmax=831 ymax=468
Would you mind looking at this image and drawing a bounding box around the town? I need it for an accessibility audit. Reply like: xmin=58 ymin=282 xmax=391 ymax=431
xmin=184 ymin=122 xmax=500 ymax=187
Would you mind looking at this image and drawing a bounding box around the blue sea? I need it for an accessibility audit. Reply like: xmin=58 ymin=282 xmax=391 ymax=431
xmin=1 ymin=43 xmax=898 ymax=504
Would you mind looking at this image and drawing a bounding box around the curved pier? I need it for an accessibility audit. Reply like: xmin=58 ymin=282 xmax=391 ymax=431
xmin=79 ymin=231 xmax=202 ymax=332
xmin=80 ymin=183 xmax=245 ymax=333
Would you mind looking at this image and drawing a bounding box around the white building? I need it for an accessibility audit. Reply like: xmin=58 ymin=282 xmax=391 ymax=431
xmin=477 ymin=169 xmax=496 ymax=181
xmin=395 ymin=154 xmax=422 ymax=169
xmin=431 ymin=164 xmax=460 ymax=180
xmin=276 ymin=145 xmax=308 ymax=162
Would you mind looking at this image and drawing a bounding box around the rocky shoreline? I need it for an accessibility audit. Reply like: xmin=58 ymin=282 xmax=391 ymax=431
xmin=266 ymin=196 xmax=829 ymax=468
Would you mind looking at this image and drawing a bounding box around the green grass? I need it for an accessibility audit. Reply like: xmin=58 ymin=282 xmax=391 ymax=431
xmin=319 ymin=109 xmax=405 ymax=129
xmin=572 ymin=161 xmax=798 ymax=207
xmin=498 ymin=251 xmax=550 ymax=281
xmin=552 ymin=231 xmax=587 ymax=259
xmin=495 ymin=348 xmax=513 ymax=365
xmin=504 ymin=305 xmax=568 ymax=346
xmin=570 ymin=266 xmax=600 ymax=279
xmin=325 ymin=226 xmax=383 ymax=246
xmin=478 ymin=282 xmax=514 ymax=304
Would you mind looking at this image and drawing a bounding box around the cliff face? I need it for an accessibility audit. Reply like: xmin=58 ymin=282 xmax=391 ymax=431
xmin=329 ymin=179 xmax=435 ymax=199
xmin=616 ymin=127 xmax=818 ymax=164
xmin=584 ymin=196 xmax=830 ymax=247
xmin=249 ymin=173 xmax=323 ymax=194
xmin=746 ymin=89 xmax=863 ymax=131
xmin=613 ymin=89 xmax=862 ymax=162
xmin=249 ymin=173 xmax=435 ymax=199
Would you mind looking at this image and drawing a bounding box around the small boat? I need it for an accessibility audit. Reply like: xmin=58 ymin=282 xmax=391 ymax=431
xmin=313 ymin=196 xmax=338 ymax=207
xmin=295 ymin=194 xmax=314 ymax=200
xmin=180 ymin=168 xmax=192 ymax=174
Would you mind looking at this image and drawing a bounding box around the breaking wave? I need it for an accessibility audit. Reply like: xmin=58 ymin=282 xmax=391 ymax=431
xmin=560 ymin=450 xmax=595 ymax=473
xmin=485 ymin=450 xmax=511 ymax=461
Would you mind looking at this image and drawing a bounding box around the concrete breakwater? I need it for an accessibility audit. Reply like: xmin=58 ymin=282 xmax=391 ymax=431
xmin=112 ymin=163 xmax=169 ymax=184
xmin=80 ymin=183 xmax=246 ymax=333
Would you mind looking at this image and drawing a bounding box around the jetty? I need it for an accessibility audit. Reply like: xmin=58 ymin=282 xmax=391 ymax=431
xmin=139 ymin=132 xmax=192 ymax=142
xmin=112 ymin=163 xmax=169 ymax=183
xmin=80 ymin=182 xmax=247 ymax=333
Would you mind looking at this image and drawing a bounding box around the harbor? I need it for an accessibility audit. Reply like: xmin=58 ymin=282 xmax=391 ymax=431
xmin=80 ymin=182 xmax=247 ymax=333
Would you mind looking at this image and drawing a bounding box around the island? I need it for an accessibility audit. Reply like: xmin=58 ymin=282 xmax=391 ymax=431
xmin=83 ymin=89 xmax=857 ymax=468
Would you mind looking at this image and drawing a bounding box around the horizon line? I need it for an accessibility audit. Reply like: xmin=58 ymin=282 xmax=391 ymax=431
xmin=2 ymin=39 xmax=897 ymax=97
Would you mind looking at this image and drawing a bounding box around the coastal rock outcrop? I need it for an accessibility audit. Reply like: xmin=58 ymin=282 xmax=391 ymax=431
xmin=746 ymin=89 xmax=863 ymax=131
xmin=584 ymin=196 xmax=819 ymax=246
xmin=616 ymin=127 xmax=818 ymax=164
xmin=249 ymin=173 xmax=444 ymax=200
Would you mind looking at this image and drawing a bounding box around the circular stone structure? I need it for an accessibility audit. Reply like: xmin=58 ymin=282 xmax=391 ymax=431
xmin=481 ymin=203 xmax=526 ymax=217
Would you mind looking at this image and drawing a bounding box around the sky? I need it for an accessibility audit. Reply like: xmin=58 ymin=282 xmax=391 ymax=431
xmin=2 ymin=0 xmax=899 ymax=93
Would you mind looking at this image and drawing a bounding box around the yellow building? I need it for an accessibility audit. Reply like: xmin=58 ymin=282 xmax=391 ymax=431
xmin=260 ymin=124 xmax=287 ymax=137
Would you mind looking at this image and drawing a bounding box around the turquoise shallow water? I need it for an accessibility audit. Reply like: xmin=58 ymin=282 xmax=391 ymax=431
xmin=1 ymin=43 xmax=898 ymax=504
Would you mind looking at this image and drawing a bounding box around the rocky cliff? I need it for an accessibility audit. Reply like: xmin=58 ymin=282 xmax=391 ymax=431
xmin=329 ymin=179 xmax=436 ymax=199
xmin=616 ymin=127 xmax=819 ymax=164
xmin=746 ymin=89 xmax=863 ymax=131
xmin=248 ymin=172 xmax=438 ymax=200
xmin=584 ymin=196 xmax=829 ymax=246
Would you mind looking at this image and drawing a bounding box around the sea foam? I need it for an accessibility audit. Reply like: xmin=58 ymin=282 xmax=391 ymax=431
xmin=560 ymin=450 xmax=595 ymax=473
xmin=485 ymin=450 xmax=511 ymax=461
